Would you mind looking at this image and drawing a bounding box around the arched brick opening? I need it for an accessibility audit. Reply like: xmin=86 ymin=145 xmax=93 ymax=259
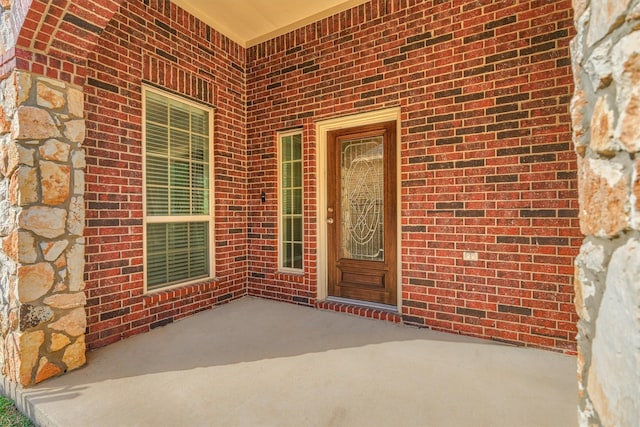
xmin=1 ymin=0 xmax=124 ymax=82
xmin=0 ymin=0 xmax=124 ymax=386
xmin=0 ymin=5 xmax=637 ymax=425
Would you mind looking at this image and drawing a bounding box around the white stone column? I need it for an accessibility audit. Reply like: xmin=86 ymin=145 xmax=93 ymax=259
xmin=0 ymin=71 xmax=86 ymax=385
xmin=571 ymin=1 xmax=640 ymax=425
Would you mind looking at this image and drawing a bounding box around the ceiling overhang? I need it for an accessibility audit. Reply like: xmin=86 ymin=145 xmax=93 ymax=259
xmin=171 ymin=0 xmax=369 ymax=48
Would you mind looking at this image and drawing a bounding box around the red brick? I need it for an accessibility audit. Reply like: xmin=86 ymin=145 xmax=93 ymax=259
xmin=12 ymin=0 xmax=581 ymax=354
xmin=246 ymin=0 xmax=579 ymax=353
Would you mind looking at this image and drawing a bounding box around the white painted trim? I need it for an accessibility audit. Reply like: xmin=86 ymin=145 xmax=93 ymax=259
xmin=141 ymin=85 xmax=216 ymax=293
xmin=277 ymin=129 xmax=305 ymax=273
xmin=315 ymin=107 xmax=402 ymax=311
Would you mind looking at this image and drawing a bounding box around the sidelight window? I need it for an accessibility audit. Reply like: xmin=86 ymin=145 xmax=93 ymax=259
xmin=279 ymin=130 xmax=303 ymax=271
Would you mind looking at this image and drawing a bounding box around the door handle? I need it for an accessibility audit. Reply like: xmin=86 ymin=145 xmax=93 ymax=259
xmin=326 ymin=218 xmax=334 ymax=224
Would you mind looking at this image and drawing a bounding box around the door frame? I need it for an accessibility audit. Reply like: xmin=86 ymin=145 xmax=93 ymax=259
xmin=316 ymin=107 xmax=402 ymax=311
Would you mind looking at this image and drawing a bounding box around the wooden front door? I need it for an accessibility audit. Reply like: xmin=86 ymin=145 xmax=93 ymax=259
xmin=327 ymin=121 xmax=397 ymax=306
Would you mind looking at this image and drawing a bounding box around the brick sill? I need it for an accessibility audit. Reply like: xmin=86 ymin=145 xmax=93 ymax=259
xmin=316 ymin=298 xmax=402 ymax=323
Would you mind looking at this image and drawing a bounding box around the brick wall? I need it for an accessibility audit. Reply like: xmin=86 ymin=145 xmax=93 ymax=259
xmin=83 ymin=0 xmax=247 ymax=349
xmin=2 ymin=0 xmax=123 ymax=84
xmin=79 ymin=0 xmax=580 ymax=353
xmin=246 ymin=0 xmax=581 ymax=352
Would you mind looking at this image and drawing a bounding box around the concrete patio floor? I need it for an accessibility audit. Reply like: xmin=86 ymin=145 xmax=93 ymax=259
xmin=3 ymin=297 xmax=577 ymax=427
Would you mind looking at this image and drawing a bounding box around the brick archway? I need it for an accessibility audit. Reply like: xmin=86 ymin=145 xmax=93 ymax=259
xmin=0 ymin=3 xmax=638 ymax=424
xmin=2 ymin=0 xmax=125 ymax=83
xmin=0 ymin=0 xmax=124 ymax=385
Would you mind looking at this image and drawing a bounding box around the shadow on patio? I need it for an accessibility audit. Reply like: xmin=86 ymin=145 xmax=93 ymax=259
xmin=7 ymin=297 xmax=576 ymax=426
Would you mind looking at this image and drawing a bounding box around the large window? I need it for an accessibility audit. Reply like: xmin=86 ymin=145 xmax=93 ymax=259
xmin=279 ymin=131 xmax=303 ymax=271
xmin=143 ymin=87 xmax=214 ymax=291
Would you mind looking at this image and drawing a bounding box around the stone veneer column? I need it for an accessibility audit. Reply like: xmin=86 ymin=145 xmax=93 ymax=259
xmin=0 ymin=71 xmax=86 ymax=385
xmin=571 ymin=0 xmax=640 ymax=425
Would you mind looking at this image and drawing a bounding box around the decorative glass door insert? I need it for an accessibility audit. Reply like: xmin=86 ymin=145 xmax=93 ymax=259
xmin=341 ymin=136 xmax=384 ymax=261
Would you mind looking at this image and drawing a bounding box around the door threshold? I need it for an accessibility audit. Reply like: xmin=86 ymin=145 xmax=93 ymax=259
xmin=317 ymin=297 xmax=402 ymax=323
xmin=326 ymin=297 xmax=398 ymax=313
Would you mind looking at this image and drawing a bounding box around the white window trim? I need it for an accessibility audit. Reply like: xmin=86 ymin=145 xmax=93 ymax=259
xmin=278 ymin=129 xmax=304 ymax=273
xmin=142 ymin=85 xmax=216 ymax=293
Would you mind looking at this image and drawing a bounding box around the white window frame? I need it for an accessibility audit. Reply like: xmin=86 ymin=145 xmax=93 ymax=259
xmin=278 ymin=129 xmax=304 ymax=273
xmin=142 ymin=85 xmax=215 ymax=293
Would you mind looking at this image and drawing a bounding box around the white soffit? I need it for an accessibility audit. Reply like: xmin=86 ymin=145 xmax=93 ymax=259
xmin=171 ymin=0 xmax=369 ymax=48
